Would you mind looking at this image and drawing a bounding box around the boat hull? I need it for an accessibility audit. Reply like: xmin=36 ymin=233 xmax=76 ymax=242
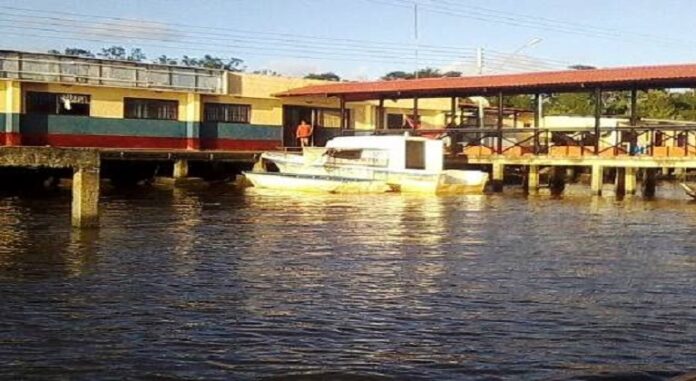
xmin=244 ymin=172 xmax=394 ymax=194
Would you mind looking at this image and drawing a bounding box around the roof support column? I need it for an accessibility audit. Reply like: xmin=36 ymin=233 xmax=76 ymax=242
xmin=534 ymin=93 xmax=541 ymax=154
xmin=629 ymin=87 xmax=638 ymax=156
xmin=594 ymin=87 xmax=602 ymax=155
xmin=450 ymin=96 xmax=457 ymax=126
xmin=413 ymin=96 xmax=419 ymax=129
xmin=339 ymin=96 xmax=347 ymax=131
xmin=378 ymin=98 xmax=385 ymax=130
xmin=497 ymin=92 xmax=504 ymax=154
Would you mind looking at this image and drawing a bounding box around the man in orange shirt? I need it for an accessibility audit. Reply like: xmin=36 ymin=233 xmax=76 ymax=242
xmin=296 ymin=119 xmax=313 ymax=147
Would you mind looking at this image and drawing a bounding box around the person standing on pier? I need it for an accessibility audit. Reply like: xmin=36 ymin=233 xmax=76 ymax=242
xmin=296 ymin=119 xmax=313 ymax=147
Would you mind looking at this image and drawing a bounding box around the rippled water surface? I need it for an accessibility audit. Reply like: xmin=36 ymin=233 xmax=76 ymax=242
xmin=2 ymin=184 xmax=696 ymax=380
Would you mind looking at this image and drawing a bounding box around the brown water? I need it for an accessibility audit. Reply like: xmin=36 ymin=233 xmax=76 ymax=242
xmin=1 ymin=184 xmax=696 ymax=380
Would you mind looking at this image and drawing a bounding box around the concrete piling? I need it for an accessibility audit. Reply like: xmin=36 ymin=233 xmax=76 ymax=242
xmin=625 ymin=167 xmax=637 ymax=195
xmin=173 ymin=159 xmax=189 ymax=179
xmin=591 ymin=165 xmax=604 ymax=196
xmin=491 ymin=162 xmax=504 ymax=192
xmin=527 ymin=165 xmax=539 ymax=194
xmin=71 ymin=167 xmax=100 ymax=228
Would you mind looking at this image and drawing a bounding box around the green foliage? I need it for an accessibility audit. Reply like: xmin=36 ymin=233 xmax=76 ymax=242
xmin=381 ymin=68 xmax=460 ymax=80
xmin=504 ymin=94 xmax=534 ymax=110
xmin=638 ymin=90 xmax=677 ymax=119
xmin=48 ymin=48 xmax=95 ymax=58
xmin=304 ymin=72 xmax=341 ymax=81
xmin=181 ymin=54 xmax=244 ymax=71
xmin=546 ymin=92 xmax=595 ymax=115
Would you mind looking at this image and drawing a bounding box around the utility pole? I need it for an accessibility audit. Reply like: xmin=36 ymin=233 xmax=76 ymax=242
xmin=476 ymin=47 xmax=484 ymax=128
xmin=476 ymin=47 xmax=484 ymax=75
xmin=414 ymin=2 xmax=419 ymax=79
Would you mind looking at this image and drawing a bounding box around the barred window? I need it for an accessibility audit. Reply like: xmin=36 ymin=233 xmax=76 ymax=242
xmin=124 ymin=98 xmax=178 ymax=120
xmin=204 ymin=103 xmax=251 ymax=123
xmin=26 ymin=92 xmax=90 ymax=116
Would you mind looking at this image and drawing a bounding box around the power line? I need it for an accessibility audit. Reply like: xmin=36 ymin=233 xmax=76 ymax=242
xmin=367 ymin=0 xmax=696 ymax=48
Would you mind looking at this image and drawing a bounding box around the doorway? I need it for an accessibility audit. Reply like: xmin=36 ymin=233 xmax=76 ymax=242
xmin=283 ymin=106 xmax=313 ymax=148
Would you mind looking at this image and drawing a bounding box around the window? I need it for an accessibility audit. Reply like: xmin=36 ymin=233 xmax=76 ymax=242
xmin=124 ymin=98 xmax=178 ymax=120
xmin=387 ymin=113 xmax=404 ymax=129
xmin=317 ymin=110 xmax=342 ymax=128
xmin=204 ymin=103 xmax=251 ymax=123
xmin=405 ymin=140 xmax=426 ymax=170
xmin=26 ymin=92 xmax=90 ymax=116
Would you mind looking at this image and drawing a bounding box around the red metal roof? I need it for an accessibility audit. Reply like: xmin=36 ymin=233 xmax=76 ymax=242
xmin=276 ymin=64 xmax=696 ymax=101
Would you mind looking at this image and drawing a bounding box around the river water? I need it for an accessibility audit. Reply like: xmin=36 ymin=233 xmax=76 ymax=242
xmin=1 ymin=184 xmax=696 ymax=380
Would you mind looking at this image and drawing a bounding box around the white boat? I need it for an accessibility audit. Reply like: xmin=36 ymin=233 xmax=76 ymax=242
xmin=255 ymin=134 xmax=489 ymax=194
xmin=244 ymin=172 xmax=395 ymax=194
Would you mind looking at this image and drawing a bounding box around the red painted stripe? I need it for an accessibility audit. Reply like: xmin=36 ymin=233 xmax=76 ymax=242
xmin=18 ymin=134 xmax=281 ymax=151
xmin=22 ymin=134 xmax=189 ymax=149
xmin=0 ymin=132 xmax=22 ymax=146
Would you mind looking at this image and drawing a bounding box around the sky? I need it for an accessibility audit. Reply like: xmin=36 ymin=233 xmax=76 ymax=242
xmin=2 ymin=0 xmax=696 ymax=80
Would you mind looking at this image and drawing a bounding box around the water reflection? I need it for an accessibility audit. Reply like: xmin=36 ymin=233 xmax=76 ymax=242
xmin=1 ymin=187 xmax=696 ymax=380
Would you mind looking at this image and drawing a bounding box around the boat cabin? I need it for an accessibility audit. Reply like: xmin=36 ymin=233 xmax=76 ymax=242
xmin=323 ymin=135 xmax=445 ymax=173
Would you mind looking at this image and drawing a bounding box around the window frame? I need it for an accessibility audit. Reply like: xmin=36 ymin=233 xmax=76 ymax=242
xmin=203 ymin=102 xmax=252 ymax=124
xmin=124 ymin=97 xmax=179 ymax=121
xmin=25 ymin=91 xmax=91 ymax=116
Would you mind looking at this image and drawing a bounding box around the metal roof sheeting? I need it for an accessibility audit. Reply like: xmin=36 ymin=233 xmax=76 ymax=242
xmin=276 ymin=64 xmax=696 ymax=100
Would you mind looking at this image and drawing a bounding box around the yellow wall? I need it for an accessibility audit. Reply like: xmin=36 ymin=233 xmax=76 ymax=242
xmin=15 ymin=74 xmax=455 ymax=130
xmin=1 ymin=80 xmax=21 ymax=114
xmin=228 ymin=73 xmax=330 ymax=100
xmin=20 ymin=83 xmax=196 ymax=121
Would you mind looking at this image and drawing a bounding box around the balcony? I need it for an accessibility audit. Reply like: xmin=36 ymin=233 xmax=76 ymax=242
xmin=0 ymin=50 xmax=226 ymax=94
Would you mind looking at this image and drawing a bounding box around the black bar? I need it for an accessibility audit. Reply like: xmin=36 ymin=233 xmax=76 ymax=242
xmin=497 ymin=92 xmax=504 ymax=154
xmin=378 ymin=98 xmax=384 ymax=130
xmin=630 ymin=87 xmax=638 ymax=126
xmin=594 ymin=87 xmax=602 ymax=155
xmin=340 ymin=97 xmax=346 ymax=130
xmin=534 ymin=93 xmax=541 ymax=154
xmin=413 ymin=97 xmax=419 ymax=127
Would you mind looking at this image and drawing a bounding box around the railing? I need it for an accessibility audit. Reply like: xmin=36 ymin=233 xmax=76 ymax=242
xmin=0 ymin=51 xmax=226 ymax=94
xmin=343 ymin=124 xmax=696 ymax=158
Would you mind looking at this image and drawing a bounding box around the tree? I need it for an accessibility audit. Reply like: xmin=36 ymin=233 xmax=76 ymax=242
xmin=304 ymin=72 xmax=341 ymax=81
xmin=180 ymin=55 xmax=244 ymax=71
xmin=156 ymin=55 xmax=179 ymax=65
xmin=639 ymin=90 xmax=677 ymax=119
xmin=47 ymin=48 xmax=95 ymax=58
xmin=127 ymin=48 xmax=146 ymax=62
xmin=568 ymin=64 xmax=597 ymax=70
xmin=98 ymin=46 xmax=127 ymax=60
xmin=504 ymin=94 xmax=534 ymax=110
xmin=382 ymin=70 xmax=414 ymax=80
xmin=546 ymin=92 xmax=595 ymax=115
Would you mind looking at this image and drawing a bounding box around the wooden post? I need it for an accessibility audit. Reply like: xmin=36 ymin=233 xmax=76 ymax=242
xmin=615 ymin=167 xmax=626 ymax=196
xmin=591 ymin=164 xmax=603 ymax=196
xmin=527 ymin=165 xmax=539 ymax=194
xmin=378 ymin=98 xmax=384 ymax=130
xmin=72 ymin=167 xmax=100 ymax=228
xmin=643 ymin=168 xmax=657 ymax=197
xmin=594 ymin=87 xmax=602 ymax=155
xmin=413 ymin=96 xmax=419 ymax=129
xmin=534 ymin=93 xmax=541 ymax=154
xmin=339 ymin=96 xmax=347 ymax=131
xmin=497 ymin=92 xmax=504 ymax=154
xmin=629 ymin=87 xmax=638 ymax=156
